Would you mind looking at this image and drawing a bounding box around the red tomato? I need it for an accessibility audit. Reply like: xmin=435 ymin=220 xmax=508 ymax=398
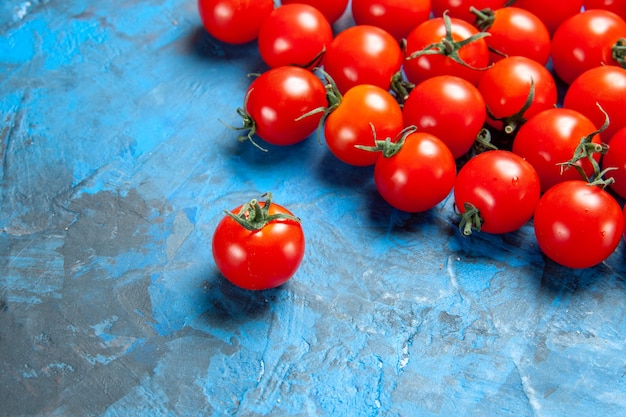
xmin=431 ymin=0 xmax=506 ymax=23
xmin=257 ymin=4 xmax=333 ymax=69
xmin=563 ymin=66 xmax=626 ymax=142
xmin=323 ymin=25 xmax=403 ymax=94
xmin=478 ymin=56 xmax=558 ymax=134
xmin=533 ymin=180 xmax=623 ymax=269
xmin=351 ymin=0 xmax=432 ymax=41
xmin=551 ymin=9 xmax=626 ymax=85
xmin=325 ymin=85 xmax=403 ymax=166
xmin=404 ymin=15 xmax=490 ymax=86
xmin=585 ymin=0 xmax=626 ymax=21
xmin=402 ymin=75 xmax=486 ymax=159
xmin=372 ymin=129 xmax=456 ymax=212
xmin=601 ymin=126 xmax=626 ymax=199
xmin=472 ymin=7 xmax=551 ymax=65
xmin=512 ymin=0 xmax=584 ymax=35
xmin=212 ymin=194 xmax=305 ymax=290
xmin=198 ymin=0 xmax=274 ymax=44
xmin=512 ymin=108 xmax=602 ymax=193
xmin=281 ymin=0 xmax=349 ymax=24
xmin=241 ymin=66 xmax=327 ymax=147
xmin=454 ymin=150 xmax=541 ymax=234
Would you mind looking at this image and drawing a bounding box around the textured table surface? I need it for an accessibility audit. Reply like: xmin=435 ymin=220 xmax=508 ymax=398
xmin=1 ymin=1 xmax=626 ymax=416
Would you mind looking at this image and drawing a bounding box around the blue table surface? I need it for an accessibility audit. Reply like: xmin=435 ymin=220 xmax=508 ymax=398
xmin=1 ymin=1 xmax=626 ymax=416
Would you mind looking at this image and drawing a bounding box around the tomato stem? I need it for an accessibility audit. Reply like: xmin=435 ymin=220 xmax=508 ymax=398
xmin=457 ymin=202 xmax=483 ymax=236
xmin=390 ymin=71 xmax=415 ymax=106
xmin=295 ymin=68 xmax=341 ymax=143
xmin=486 ymin=77 xmax=535 ymax=135
xmin=355 ymin=124 xmax=417 ymax=158
xmin=470 ymin=7 xmax=495 ymax=31
xmin=224 ymin=192 xmax=301 ymax=231
xmin=222 ymin=88 xmax=268 ymax=152
xmin=473 ymin=128 xmax=498 ymax=154
xmin=612 ymin=38 xmax=626 ymax=68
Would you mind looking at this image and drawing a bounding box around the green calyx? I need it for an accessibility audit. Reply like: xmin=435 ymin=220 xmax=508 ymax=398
xmin=223 ymin=87 xmax=268 ymax=152
xmin=355 ymin=125 xmax=418 ymax=158
xmin=457 ymin=202 xmax=483 ymax=236
xmin=225 ymin=192 xmax=301 ymax=231
xmin=612 ymin=38 xmax=626 ymax=68
xmin=406 ymin=11 xmax=492 ymax=72
xmin=470 ymin=7 xmax=496 ymax=32
xmin=487 ymin=77 xmax=535 ymax=135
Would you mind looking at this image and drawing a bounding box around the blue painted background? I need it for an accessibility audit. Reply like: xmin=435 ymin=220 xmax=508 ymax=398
xmin=1 ymin=1 xmax=625 ymax=416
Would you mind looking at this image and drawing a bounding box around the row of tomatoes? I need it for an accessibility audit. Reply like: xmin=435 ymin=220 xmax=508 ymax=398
xmin=201 ymin=0 xmax=626 ymax=289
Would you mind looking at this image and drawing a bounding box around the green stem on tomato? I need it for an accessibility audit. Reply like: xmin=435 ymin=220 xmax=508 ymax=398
xmin=225 ymin=192 xmax=301 ymax=231
xmin=486 ymin=77 xmax=535 ymax=135
xmin=470 ymin=7 xmax=495 ymax=32
xmin=612 ymin=38 xmax=626 ymax=68
xmin=355 ymin=124 xmax=418 ymax=158
xmin=457 ymin=202 xmax=483 ymax=236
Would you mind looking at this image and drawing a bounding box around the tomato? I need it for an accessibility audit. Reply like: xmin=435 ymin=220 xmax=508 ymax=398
xmin=198 ymin=0 xmax=274 ymax=44
xmin=533 ymin=180 xmax=623 ymax=269
xmin=371 ymin=129 xmax=456 ymax=212
xmin=601 ymin=126 xmax=626 ymax=199
xmin=281 ymin=0 xmax=349 ymax=24
xmin=472 ymin=7 xmax=551 ymax=65
xmin=551 ymin=9 xmax=626 ymax=85
xmin=402 ymin=75 xmax=486 ymax=159
xmin=454 ymin=150 xmax=540 ymax=235
xmin=323 ymin=25 xmax=403 ymax=94
xmin=404 ymin=14 xmax=490 ymax=86
xmin=431 ymin=0 xmax=506 ymax=23
xmin=477 ymin=56 xmax=558 ymax=134
xmin=257 ymin=4 xmax=333 ymax=69
xmin=511 ymin=0 xmax=583 ymax=35
xmin=512 ymin=108 xmax=602 ymax=193
xmin=563 ymin=66 xmax=626 ymax=142
xmin=212 ymin=194 xmax=305 ymax=290
xmin=324 ymin=84 xmax=403 ymax=166
xmin=351 ymin=0 xmax=432 ymax=41
xmin=585 ymin=0 xmax=626 ymax=21
xmin=240 ymin=66 xmax=327 ymax=148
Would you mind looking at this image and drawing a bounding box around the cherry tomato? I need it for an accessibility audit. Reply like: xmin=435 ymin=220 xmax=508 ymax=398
xmin=533 ymin=180 xmax=623 ymax=269
xmin=511 ymin=0 xmax=584 ymax=35
xmin=404 ymin=14 xmax=490 ymax=86
xmin=472 ymin=7 xmax=551 ymax=65
xmin=241 ymin=66 xmax=327 ymax=147
xmin=281 ymin=0 xmax=349 ymax=24
xmin=402 ymin=75 xmax=486 ymax=159
xmin=431 ymin=0 xmax=506 ymax=23
xmin=563 ymin=66 xmax=626 ymax=142
xmin=212 ymin=194 xmax=305 ymax=290
xmin=601 ymin=126 xmax=626 ymax=199
xmin=323 ymin=25 xmax=403 ymax=94
xmin=351 ymin=0 xmax=432 ymax=41
xmin=551 ymin=9 xmax=626 ymax=85
xmin=477 ymin=56 xmax=558 ymax=134
xmin=257 ymin=4 xmax=333 ymax=69
xmin=372 ymin=129 xmax=456 ymax=212
xmin=198 ymin=0 xmax=274 ymax=44
xmin=454 ymin=150 xmax=540 ymax=235
xmin=585 ymin=0 xmax=626 ymax=21
xmin=325 ymin=84 xmax=404 ymax=166
xmin=512 ymin=108 xmax=602 ymax=193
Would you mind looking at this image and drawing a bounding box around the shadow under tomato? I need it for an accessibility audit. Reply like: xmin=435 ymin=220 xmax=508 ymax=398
xmin=186 ymin=25 xmax=266 ymax=66
xmin=314 ymin=149 xmax=375 ymax=189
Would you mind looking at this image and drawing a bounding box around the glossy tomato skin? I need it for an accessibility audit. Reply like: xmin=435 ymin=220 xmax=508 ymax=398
xmin=325 ymin=85 xmax=403 ymax=166
xmin=431 ymin=0 xmax=506 ymax=23
xmin=551 ymin=9 xmax=626 ymax=85
xmin=281 ymin=0 xmax=349 ymax=24
xmin=454 ymin=150 xmax=541 ymax=234
xmin=404 ymin=16 xmax=490 ymax=86
xmin=563 ymin=66 xmax=626 ymax=142
xmin=258 ymin=4 xmax=333 ymax=69
xmin=323 ymin=25 xmax=403 ymax=94
xmin=513 ymin=0 xmax=583 ymax=34
xmin=374 ymin=131 xmax=456 ymax=212
xmin=351 ymin=0 xmax=432 ymax=41
xmin=533 ymin=180 xmax=623 ymax=269
xmin=478 ymin=56 xmax=557 ymax=132
xmin=402 ymin=75 xmax=486 ymax=159
xmin=212 ymin=202 xmax=305 ymax=290
xmin=478 ymin=7 xmax=551 ymax=65
xmin=601 ymin=126 xmax=626 ymax=199
xmin=244 ymin=66 xmax=327 ymax=146
xmin=585 ymin=0 xmax=626 ymax=21
xmin=512 ymin=108 xmax=602 ymax=193
xmin=198 ymin=0 xmax=274 ymax=44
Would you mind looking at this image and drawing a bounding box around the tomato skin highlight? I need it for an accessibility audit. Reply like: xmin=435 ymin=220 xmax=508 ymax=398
xmin=212 ymin=201 xmax=305 ymax=290
xmin=454 ymin=150 xmax=541 ymax=234
xmin=533 ymin=180 xmax=623 ymax=269
xmin=512 ymin=0 xmax=583 ymax=35
xmin=373 ymin=131 xmax=456 ymax=213
xmin=198 ymin=0 xmax=274 ymax=44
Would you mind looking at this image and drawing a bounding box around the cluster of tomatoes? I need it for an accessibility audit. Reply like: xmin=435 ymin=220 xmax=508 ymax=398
xmin=201 ymin=0 xmax=626 ymax=289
